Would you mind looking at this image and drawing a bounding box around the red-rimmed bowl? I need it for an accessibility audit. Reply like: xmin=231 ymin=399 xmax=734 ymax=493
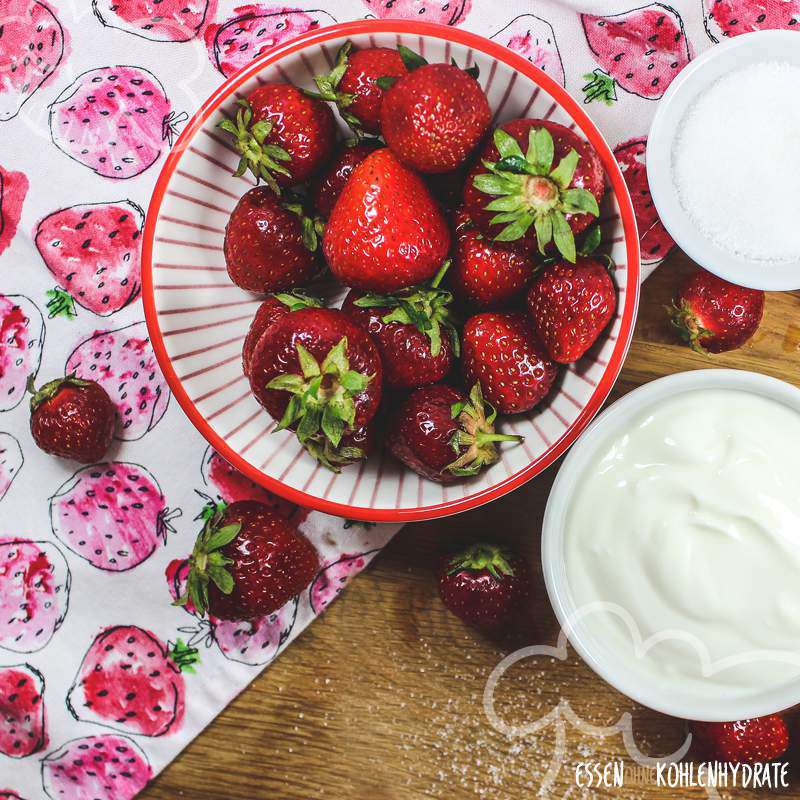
xmin=142 ymin=20 xmax=640 ymax=523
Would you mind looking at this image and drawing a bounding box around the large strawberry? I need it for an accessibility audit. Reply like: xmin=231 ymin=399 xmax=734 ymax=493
xmin=49 ymin=66 xmax=185 ymax=179
xmin=703 ymin=0 xmax=800 ymax=42
xmin=67 ymin=625 xmax=197 ymax=737
xmin=491 ymin=13 xmax=565 ymax=87
xmin=66 ymin=321 xmax=169 ymax=441
xmin=582 ymin=4 xmax=691 ymax=104
xmin=690 ymin=715 xmax=789 ymax=763
xmin=0 ymin=433 xmax=23 ymax=502
xmin=0 ymin=538 xmax=70 ymax=653
xmin=0 ymin=664 xmax=46 ymax=758
xmin=311 ymin=143 xmax=375 ymax=218
xmin=0 ymin=0 xmax=65 ymax=122
xmin=92 ymin=0 xmax=209 ymax=42
xmin=323 ymin=148 xmax=451 ymax=292
xmin=361 ymin=0 xmax=472 ymax=25
xmin=0 ymin=294 xmax=44 ymax=412
xmin=50 ymin=462 xmax=180 ymax=571
xmin=0 ymin=165 xmax=29 ymax=256
xmin=34 ymin=201 xmax=144 ymax=317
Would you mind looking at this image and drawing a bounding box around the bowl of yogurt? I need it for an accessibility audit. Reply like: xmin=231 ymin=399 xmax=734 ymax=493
xmin=542 ymin=369 xmax=800 ymax=721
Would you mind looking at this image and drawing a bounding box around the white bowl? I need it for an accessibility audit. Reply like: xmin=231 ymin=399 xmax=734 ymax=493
xmin=542 ymin=368 xmax=800 ymax=721
xmin=647 ymin=30 xmax=800 ymax=291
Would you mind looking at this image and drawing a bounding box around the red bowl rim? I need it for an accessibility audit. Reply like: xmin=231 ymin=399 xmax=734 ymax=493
xmin=142 ymin=18 xmax=641 ymax=523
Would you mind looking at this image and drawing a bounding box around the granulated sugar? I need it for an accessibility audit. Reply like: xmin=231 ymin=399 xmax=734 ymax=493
xmin=672 ymin=60 xmax=800 ymax=263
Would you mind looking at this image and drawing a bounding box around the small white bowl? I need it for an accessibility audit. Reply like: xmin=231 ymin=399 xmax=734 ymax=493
xmin=648 ymin=31 xmax=800 ymax=291
xmin=542 ymin=368 xmax=800 ymax=721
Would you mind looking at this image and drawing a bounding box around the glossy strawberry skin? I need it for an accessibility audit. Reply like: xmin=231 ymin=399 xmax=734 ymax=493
xmin=311 ymin=143 xmax=374 ymax=219
xmin=242 ymin=297 xmax=294 ymax=377
xmin=207 ymin=500 xmax=319 ymax=620
xmin=246 ymin=83 xmax=336 ymax=185
xmin=30 ymin=379 xmax=115 ymax=463
xmin=382 ymin=63 xmax=491 ymax=174
xmin=451 ymin=208 xmax=535 ymax=309
xmin=462 ymin=312 xmax=558 ymax=414
xmin=341 ymin=290 xmax=454 ymax=389
xmin=224 ymin=187 xmax=318 ymax=293
xmin=323 ymin=148 xmax=451 ymax=293
xmin=689 ymin=716 xmax=789 ymax=764
xmin=526 ymin=257 xmax=616 ymax=364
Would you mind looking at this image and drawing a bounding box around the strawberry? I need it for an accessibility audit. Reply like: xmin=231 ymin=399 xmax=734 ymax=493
xmin=341 ymin=263 xmax=458 ymax=389
xmin=0 ymin=664 xmax=46 ymax=758
xmin=311 ymin=142 xmax=375 ymax=218
xmin=450 ymin=208 xmax=534 ymax=308
xmin=248 ymin=308 xmax=382 ymax=470
xmin=323 ymin=148 xmax=451 ymax=292
xmin=438 ymin=542 xmax=532 ymax=629
xmin=526 ymin=257 xmax=616 ymax=364
xmin=308 ymin=41 xmax=408 ymax=135
xmin=219 ymin=85 xmax=336 ymax=192
xmin=224 ymin=187 xmax=321 ymax=293
xmin=29 ymin=375 xmax=116 ymax=463
xmin=178 ymin=500 xmax=319 ymax=620
xmin=462 ymin=311 xmax=557 ymax=414
xmin=690 ymin=715 xmax=789 ymax=764
xmin=387 ymin=383 xmax=522 ymax=483
xmin=669 ymin=268 xmax=765 ymax=354
xmin=381 ymin=59 xmax=491 ymax=173
xmin=242 ymin=291 xmax=322 ymax=377
xmin=703 ymin=0 xmax=800 ymax=43
xmin=463 ymin=119 xmax=603 ymax=262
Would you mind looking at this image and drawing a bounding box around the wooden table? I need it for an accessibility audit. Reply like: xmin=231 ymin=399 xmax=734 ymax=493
xmin=143 ymin=253 xmax=800 ymax=800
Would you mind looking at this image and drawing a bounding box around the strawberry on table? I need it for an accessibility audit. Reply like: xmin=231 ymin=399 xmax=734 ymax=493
xmin=669 ymin=268 xmax=765 ymax=354
xmin=387 ymin=383 xmax=522 ymax=483
xmin=462 ymin=312 xmax=557 ymax=415
xmin=311 ymin=142 xmax=376 ymax=218
xmin=690 ymin=715 xmax=789 ymax=764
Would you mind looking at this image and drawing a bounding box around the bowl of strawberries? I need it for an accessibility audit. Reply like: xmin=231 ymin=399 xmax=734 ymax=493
xmin=142 ymin=20 xmax=640 ymax=522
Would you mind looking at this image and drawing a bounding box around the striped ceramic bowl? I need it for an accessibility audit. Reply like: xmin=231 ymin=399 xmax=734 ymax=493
xmin=142 ymin=20 xmax=640 ymax=522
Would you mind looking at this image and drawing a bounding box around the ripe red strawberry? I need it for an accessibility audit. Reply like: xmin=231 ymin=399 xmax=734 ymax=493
xmin=309 ymin=41 xmax=408 ymax=135
xmin=242 ymin=291 xmax=322 ymax=377
xmin=178 ymin=500 xmax=319 ymax=620
xmin=387 ymin=383 xmax=522 ymax=483
xmin=451 ymin=208 xmax=535 ymax=308
xmin=323 ymin=148 xmax=450 ymax=292
xmin=381 ymin=61 xmax=491 ymax=173
xmin=438 ymin=542 xmax=532 ymax=629
xmin=690 ymin=715 xmax=789 ymax=764
xmin=526 ymin=257 xmax=616 ymax=364
xmin=341 ymin=264 xmax=458 ymax=389
xmin=29 ymin=375 xmax=115 ymax=463
xmin=463 ymin=119 xmax=604 ymax=262
xmin=219 ymin=84 xmax=336 ymax=192
xmin=311 ymin=142 xmax=375 ymax=218
xmin=248 ymin=308 xmax=382 ymax=470
xmin=669 ymin=268 xmax=765 ymax=354
xmin=0 ymin=664 xmax=46 ymax=758
xmin=224 ymin=187 xmax=321 ymax=293
xmin=462 ymin=312 xmax=557 ymax=415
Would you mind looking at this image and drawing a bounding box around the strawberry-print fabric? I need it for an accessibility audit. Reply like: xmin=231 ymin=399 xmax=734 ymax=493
xmin=0 ymin=0 xmax=795 ymax=795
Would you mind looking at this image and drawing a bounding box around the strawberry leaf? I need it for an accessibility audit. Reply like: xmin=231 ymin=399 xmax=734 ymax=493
xmin=550 ymin=148 xmax=579 ymax=189
xmin=552 ymin=210 xmax=576 ymax=263
xmin=493 ymin=128 xmax=524 ymax=160
xmin=204 ymin=523 xmax=241 ymax=552
xmin=398 ymin=45 xmax=427 ymax=71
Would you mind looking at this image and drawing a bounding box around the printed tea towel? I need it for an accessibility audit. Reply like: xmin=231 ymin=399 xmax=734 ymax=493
xmin=0 ymin=0 xmax=794 ymax=796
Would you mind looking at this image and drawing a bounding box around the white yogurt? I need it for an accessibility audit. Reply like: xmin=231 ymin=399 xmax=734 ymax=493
xmin=565 ymin=388 xmax=800 ymax=701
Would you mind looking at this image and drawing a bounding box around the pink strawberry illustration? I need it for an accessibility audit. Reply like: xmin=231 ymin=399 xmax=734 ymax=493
xmin=309 ymin=551 xmax=380 ymax=615
xmin=0 ymin=433 xmax=23 ymax=502
xmin=67 ymin=625 xmax=197 ymax=737
xmin=41 ymin=734 xmax=152 ymax=800
xmin=0 ymin=664 xmax=46 ymax=758
xmin=66 ymin=321 xmax=169 ymax=440
xmin=0 ymin=165 xmax=29 ymax=256
xmin=703 ymin=0 xmax=800 ymax=42
xmin=0 ymin=0 xmax=66 ymax=122
xmin=362 ymin=0 xmax=472 ymax=25
xmin=0 ymin=294 xmax=43 ymax=412
xmin=0 ymin=539 xmax=70 ymax=654
xmin=50 ymin=462 xmax=181 ymax=572
xmin=582 ymin=3 xmax=691 ymax=104
xmin=34 ymin=201 xmax=144 ymax=318
xmin=614 ymin=137 xmax=675 ymax=265
xmin=0 ymin=792 xmax=25 ymax=799
xmin=49 ymin=66 xmax=186 ymax=179
xmin=204 ymin=5 xmax=337 ymax=77
xmin=491 ymin=14 xmax=565 ymax=86
xmin=92 ymin=0 xmax=211 ymax=42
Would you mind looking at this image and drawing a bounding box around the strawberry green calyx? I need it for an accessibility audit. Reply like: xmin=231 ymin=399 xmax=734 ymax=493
xmin=272 ymin=290 xmax=324 ymax=312
xmin=668 ymin=300 xmax=713 ymax=356
xmin=376 ymin=47 xmax=478 ymax=90
xmin=45 ymin=287 xmax=77 ymax=320
xmin=218 ymin=99 xmax=292 ymax=194
xmin=168 ymin=639 xmax=201 ymax=673
xmin=305 ymin=41 xmax=364 ymax=134
xmin=582 ymin=69 xmax=618 ymax=106
xmin=473 ymin=127 xmax=600 ymax=263
xmin=303 ymin=435 xmax=367 ymax=473
xmin=27 ymin=373 xmax=91 ymax=413
xmin=446 ymin=383 xmax=523 ymax=478
xmin=446 ymin=542 xmax=516 ymax=580
xmin=282 ymin=200 xmax=325 ymax=252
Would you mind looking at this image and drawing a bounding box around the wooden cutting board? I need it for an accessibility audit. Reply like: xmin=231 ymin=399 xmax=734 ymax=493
xmin=143 ymin=252 xmax=800 ymax=799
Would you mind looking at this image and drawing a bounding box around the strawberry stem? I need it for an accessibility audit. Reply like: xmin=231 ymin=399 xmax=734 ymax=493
xmin=668 ymin=300 xmax=713 ymax=356
xmin=45 ymin=287 xmax=77 ymax=320
xmin=446 ymin=543 xmax=515 ymax=581
xmin=582 ymin=69 xmax=617 ymax=106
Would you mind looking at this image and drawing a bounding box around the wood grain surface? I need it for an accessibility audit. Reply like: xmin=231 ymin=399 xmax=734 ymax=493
xmin=142 ymin=252 xmax=800 ymax=799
